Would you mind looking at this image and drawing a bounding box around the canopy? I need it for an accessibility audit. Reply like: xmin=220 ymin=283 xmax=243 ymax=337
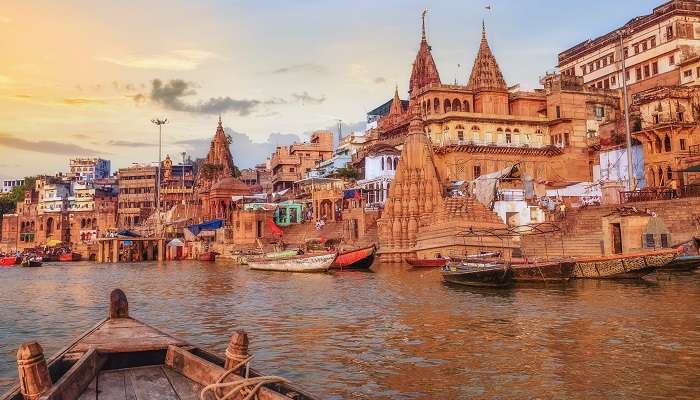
xmin=167 ymin=238 xmax=184 ymax=247
xmin=472 ymin=164 xmax=531 ymax=209
xmin=187 ymin=219 xmax=224 ymax=236
xmin=116 ymin=229 xmax=141 ymax=238
xmin=46 ymin=239 xmax=62 ymax=247
xmin=680 ymin=164 xmax=700 ymax=173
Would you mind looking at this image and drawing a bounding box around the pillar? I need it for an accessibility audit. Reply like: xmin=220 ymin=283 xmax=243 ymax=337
xmin=97 ymin=241 xmax=103 ymax=263
xmin=112 ymin=239 xmax=119 ymax=263
xmin=224 ymin=330 xmax=249 ymax=374
xmin=157 ymin=239 xmax=164 ymax=261
xmin=16 ymin=342 xmax=52 ymax=400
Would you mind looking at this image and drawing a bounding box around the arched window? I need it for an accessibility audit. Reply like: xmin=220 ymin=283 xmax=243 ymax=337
xmin=658 ymin=166 xmax=665 ymax=185
xmin=514 ymin=128 xmax=520 ymax=133
xmin=655 ymin=136 xmax=662 ymax=153
xmin=664 ymin=135 xmax=672 ymax=152
xmin=386 ymin=156 xmax=393 ymax=170
xmin=422 ymin=101 xmax=426 ymax=114
xmin=667 ymin=166 xmax=673 ymax=180
xmin=393 ymin=157 xmax=399 ymax=170
xmin=426 ymin=99 xmax=431 ymax=114
xmin=92 ymin=218 xmax=97 ymax=229
xmin=444 ymin=100 xmax=451 ymax=113
xmin=453 ymin=98 xmax=461 ymax=112
xmin=471 ymin=125 xmax=480 ymax=131
xmin=434 ymin=98 xmax=440 ymax=113
xmin=381 ymin=157 xmax=385 ymax=170
xmin=497 ymin=128 xmax=503 ymax=132
xmin=535 ymin=129 xmax=543 ymax=134
xmin=80 ymin=219 xmax=85 ymax=229
xmin=505 ymin=128 xmax=511 ymax=132
xmin=463 ymin=100 xmax=470 ymax=112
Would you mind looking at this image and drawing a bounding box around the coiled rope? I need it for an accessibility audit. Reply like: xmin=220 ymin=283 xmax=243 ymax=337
xmin=199 ymin=355 xmax=289 ymax=400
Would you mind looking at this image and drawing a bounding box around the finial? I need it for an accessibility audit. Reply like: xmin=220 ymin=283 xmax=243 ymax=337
xmin=394 ymin=84 xmax=399 ymax=95
xmin=482 ymin=20 xmax=486 ymax=40
xmin=218 ymin=114 xmax=222 ymax=126
xmin=421 ymin=9 xmax=428 ymax=40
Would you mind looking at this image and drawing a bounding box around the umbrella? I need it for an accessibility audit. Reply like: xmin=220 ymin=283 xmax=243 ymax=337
xmin=46 ymin=239 xmax=62 ymax=247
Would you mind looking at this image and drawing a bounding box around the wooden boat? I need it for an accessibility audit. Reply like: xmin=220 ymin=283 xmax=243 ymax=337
xmin=249 ymin=253 xmax=336 ymax=273
xmin=20 ymin=259 xmax=42 ymax=268
xmin=1 ymin=289 xmax=318 ymax=400
xmin=58 ymin=252 xmax=82 ymax=262
xmin=198 ymin=251 xmax=219 ymax=262
xmin=509 ymin=259 xmax=576 ymax=283
xmin=441 ymin=262 xmax=514 ymax=287
xmin=333 ymin=245 xmax=375 ymax=270
xmin=572 ymin=249 xmax=678 ymax=279
xmin=656 ymin=254 xmax=700 ymax=271
xmin=405 ymin=257 xmax=447 ymax=268
xmin=0 ymin=256 xmax=18 ymax=266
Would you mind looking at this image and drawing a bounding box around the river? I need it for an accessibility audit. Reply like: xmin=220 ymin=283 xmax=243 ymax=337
xmin=0 ymin=261 xmax=698 ymax=399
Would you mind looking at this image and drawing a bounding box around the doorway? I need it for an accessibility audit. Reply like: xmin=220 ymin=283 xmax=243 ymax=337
xmin=611 ymin=223 xmax=623 ymax=254
xmin=256 ymin=220 xmax=263 ymax=238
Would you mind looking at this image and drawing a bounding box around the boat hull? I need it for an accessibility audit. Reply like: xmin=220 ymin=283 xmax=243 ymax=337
xmin=573 ymin=250 xmax=677 ymax=279
xmin=656 ymin=255 xmax=700 ymax=271
xmin=442 ymin=264 xmax=513 ymax=287
xmin=405 ymin=258 xmax=447 ymax=268
xmin=20 ymin=261 xmax=42 ymax=268
xmin=511 ymin=260 xmax=575 ymax=283
xmin=198 ymin=251 xmax=218 ymax=261
xmin=333 ymin=245 xmax=375 ymax=270
xmin=0 ymin=257 xmax=18 ymax=266
xmin=58 ymin=252 xmax=82 ymax=262
xmin=249 ymin=253 xmax=336 ymax=273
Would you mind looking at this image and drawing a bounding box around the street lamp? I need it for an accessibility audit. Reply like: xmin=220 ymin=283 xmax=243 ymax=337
xmin=151 ymin=118 xmax=168 ymax=236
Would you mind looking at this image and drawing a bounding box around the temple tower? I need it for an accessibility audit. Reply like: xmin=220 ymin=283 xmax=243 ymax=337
xmin=196 ymin=116 xmax=236 ymax=193
xmin=408 ymin=10 xmax=441 ymax=98
xmin=467 ymin=22 xmax=509 ymax=115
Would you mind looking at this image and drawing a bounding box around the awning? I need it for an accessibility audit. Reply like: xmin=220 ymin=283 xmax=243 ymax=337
xmin=680 ymin=164 xmax=700 ymax=173
xmin=167 ymin=238 xmax=184 ymax=247
xmin=46 ymin=239 xmax=62 ymax=247
xmin=187 ymin=219 xmax=224 ymax=236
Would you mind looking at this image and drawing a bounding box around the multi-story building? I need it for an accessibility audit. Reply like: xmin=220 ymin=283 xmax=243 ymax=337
xmin=69 ymin=158 xmax=111 ymax=182
xmin=558 ymin=0 xmax=700 ymax=97
xmin=160 ymin=154 xmax=196 ymax=211
xmin=117 ymin=164 xmax=157 ymax=227
xmin=353 ymin=144 xmax=401 ymax=208
xmin=2 ymin=178 xmax=24 ymax=193
xmin=270 ymin=130 xmax=334 ymax=191
xmin=369 ymin=19 xmax=622 ymax=185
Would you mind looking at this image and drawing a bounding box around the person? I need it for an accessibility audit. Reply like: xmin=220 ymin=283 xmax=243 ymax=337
xmin=668 ymin=178 xmax=679 ymax=198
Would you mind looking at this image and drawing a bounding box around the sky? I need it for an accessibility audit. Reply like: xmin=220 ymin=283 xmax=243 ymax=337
xmin=0 ymin=0 xmax=664 ymax=179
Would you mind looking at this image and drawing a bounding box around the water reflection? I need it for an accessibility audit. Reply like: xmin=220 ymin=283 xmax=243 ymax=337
xmin=0 ymin=261 xmax=698 ymax=399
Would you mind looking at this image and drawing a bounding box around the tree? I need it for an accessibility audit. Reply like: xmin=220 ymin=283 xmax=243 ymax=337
xmin=332 ymin=165 xmax=360 ymax=180
xmin=0 ymin=176 xmax=36 ymax=218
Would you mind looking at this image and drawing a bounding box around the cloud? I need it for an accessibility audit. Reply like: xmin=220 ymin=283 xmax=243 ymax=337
xmin=271 ymin=63 xmax=327 ymax=75
xmin=141 ymin=79 xmax=265 ymax=116
xmin=0 ymin=133 xmax=109 ymax=156
xmin=129 ymin=93 xmax=146 ymax=105
xmin=63 ymin=98 xmax=107 ymax=105
xmin=106 ymin=140 xmax=156 ymax=147
xmin=373 ymin=77 xmax=386 ymax=84
xmin=97 ymin=49 xmax=218 ymax=71
xmin=291 ymin=91 xmax=326 ymax=105
xmin=174 ymin=128 xmax=301 ymax=168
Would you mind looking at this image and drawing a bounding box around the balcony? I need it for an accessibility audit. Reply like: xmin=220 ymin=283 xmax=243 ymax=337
xmin=270 ymin=154 xmax=300 ymax=170
xmin=272 ymin=171 xmax=300 ymax=184
xmin=620 ymin=184 xmax=700 ymax=203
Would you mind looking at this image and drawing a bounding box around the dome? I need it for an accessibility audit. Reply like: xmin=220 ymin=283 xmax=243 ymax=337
xmin=210 ymin=177 xmax=253 ymax=194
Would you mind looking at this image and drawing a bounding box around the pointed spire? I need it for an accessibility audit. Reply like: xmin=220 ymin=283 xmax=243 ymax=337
xmin=389 ymin=85 xmax=403 ymax=115
xmin=409 ymin=10 xmax=441 ymax=96
xmin=218 ymin=114 xmax=223 ymax=128
xmin=467 ymin=22 xmax=507 ymax=92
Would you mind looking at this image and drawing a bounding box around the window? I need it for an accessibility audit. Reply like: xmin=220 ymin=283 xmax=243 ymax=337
xmin=602 ymin=57 xmax=608 ymax=67
xmin=623 ymin=47 xmax=629 ymax=58
xmin=610 ymin=75 xmax=616 ymax=85
xmin=473 ymin=165 xmax=481 ymax=179
xmin=644 ymin=233 xmax=655 ymax=248
xmin=634 ymin=44 xmax=640 ymax=54
xmin=669 ymin=55 xmax=675 ymax=65
xmin=680 ymin=138 xmax=687 ymax=150
xmin=595 ymin=105 xmax=605 ymax=119
xmin=635 ymin=67 xmax=642 ymax=80
xmin=653 ymin=114 xmax=660 ymax=124
xmin=684 ymin=69 xmax=693 ymax=78
xmin=625 ymin=69 xmax=630 ymax=81
xmin=651 ymin=37 xmax=656 ymax=47
xmin=595 ymin=60 xmax=601 ymax=69
xmin=556 ymin=106 xmax=561 ymax=119
xmin=642 ymin=41 xmax=648 ymax=51
xmin=604 ymin=79 xmax=610 ymax=89
xmin=505 ymin=133 xmax=512 ymax=144
xmin=457 ymin=131 xmax=464 ymax=141
xmin=581 ymin=65 xmax=587 ymax=74
xmin=660 ymin=234 xmax=669 ymax=248
xmin=289 ymin=167 xmax=295 ymax=172
xmin=677 ymin=111 xmax=684 ymax=122
xmin=652 ymin=61 xmax=658 ymax=75
xmin=666 ymin=26 xmax=674 ymax=39
xmin=644 ymin=65 xmax=650 ymax=78
xmin=664 ymin=135 xmax=672 ymax=152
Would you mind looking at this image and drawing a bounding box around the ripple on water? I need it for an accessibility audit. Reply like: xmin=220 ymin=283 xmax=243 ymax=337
xmin=0 ymin=262 xmax=699 ymax=399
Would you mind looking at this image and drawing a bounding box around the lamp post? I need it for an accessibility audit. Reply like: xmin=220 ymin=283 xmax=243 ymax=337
xmin=618 ymin=28 xmax=635 ymax=190
xmin=151 ymin=118 xmax=168 ymax=237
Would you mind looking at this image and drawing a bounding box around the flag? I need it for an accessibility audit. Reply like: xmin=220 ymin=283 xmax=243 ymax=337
xmin=267 ymin=218 xmax=283 ymax=236
xmin=485 ymin=5 xmax=492 ymax=10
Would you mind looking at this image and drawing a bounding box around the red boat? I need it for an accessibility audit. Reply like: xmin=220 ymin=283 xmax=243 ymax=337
xmin=198 ymin=251 xmax=219 ymax=262
xmin=58 ymin=252 xmax=82 ymax=262
xmin=405 ymin=257 xmax=448 ymax=268
xmin=333 ymin=245 xmax=376 ymax=270
xmin=0 ymin=256 xmax=19 ymax=267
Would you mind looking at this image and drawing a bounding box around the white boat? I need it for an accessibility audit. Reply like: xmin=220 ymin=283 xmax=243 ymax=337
xmin=248 ymin=252 xmax=337 ymax=273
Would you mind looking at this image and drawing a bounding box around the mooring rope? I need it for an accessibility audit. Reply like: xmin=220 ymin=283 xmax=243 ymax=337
xmin=200 ymin=356 xmax=289 ymax=400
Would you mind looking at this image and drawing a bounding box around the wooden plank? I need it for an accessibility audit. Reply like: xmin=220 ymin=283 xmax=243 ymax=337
xmin=42 ymin=349 xmax=106 ymax=400
xmin=162 ymin=367 xmax=204 ymax=400
xmin=127 ymin=367 xmax=179 ymax=400
xmin=97 ymin=370 xmax=127 ymax=400
xmin=124 ymin=371 xmax=137 ymax=400
xmin=76 ymin=377 xmax=96 ymax=400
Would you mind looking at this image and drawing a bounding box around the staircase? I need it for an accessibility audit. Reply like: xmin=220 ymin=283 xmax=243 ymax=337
xmin=521 ymin=208 xmax=605 ymax=258
xmin=278 ymin=221 xmax=344 ymax=246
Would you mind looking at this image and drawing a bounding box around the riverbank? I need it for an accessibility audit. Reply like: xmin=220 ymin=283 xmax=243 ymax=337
xmin=1 ymin=261 xmax=699 ymax=399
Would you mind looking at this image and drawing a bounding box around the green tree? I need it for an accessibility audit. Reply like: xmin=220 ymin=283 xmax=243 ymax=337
xmin=332 ymin=165 xmax=360 ymax=180
xmin=0 ymin=176 xmax=36 ymax=218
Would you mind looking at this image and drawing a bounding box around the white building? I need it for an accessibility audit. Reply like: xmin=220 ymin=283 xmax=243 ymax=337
xmin=597 ymin=144 xmax=647 ymax=188
xmin=67 ymin=182 xmax=96 ymax=212
xmin=558 ymin=1 xmax=700 ymax=94
xmin=69 ymin=158 xmax=111 ymax=182
xmin=2 ymin=178 xmax=24 ymax=193
xmin=355 ymin=144 xmax=401 ymax=208
xmin=38 ymin=182 xmax=71 ymax=213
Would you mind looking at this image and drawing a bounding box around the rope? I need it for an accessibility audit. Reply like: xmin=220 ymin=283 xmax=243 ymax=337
xmin=199 ymin=356 xmax=289 ymax=400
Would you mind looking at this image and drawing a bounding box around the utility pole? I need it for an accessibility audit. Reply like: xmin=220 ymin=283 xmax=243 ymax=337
xmin=336 ymin=119 xmax=342 ymax=149
xmin=151 ymin=118 xmax=168 ymax=237
xmin=618 ymin=28 xmax=635 ymax=190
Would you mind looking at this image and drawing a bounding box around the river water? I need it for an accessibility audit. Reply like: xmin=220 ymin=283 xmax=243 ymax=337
xmin=0 ymin=261 xmax=698 ymax=399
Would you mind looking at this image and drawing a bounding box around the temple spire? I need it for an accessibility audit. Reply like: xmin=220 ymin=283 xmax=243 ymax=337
xmin=467 ymin=22 xmax=507 ymax=92
xmin=389 ymin=85 xmax=403 ymax=115
xmin=408 ymin=10 xmax=441 ymax=96
xmin=421 ymin=9 xmax=428 ymax=40
xmin=218 ymin=114 xmax=222 ymax=127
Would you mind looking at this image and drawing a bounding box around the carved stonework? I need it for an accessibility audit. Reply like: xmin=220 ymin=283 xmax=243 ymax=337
xmin=196 ymin=117 xmax=236 ymax=193
xmin=467 ymin=23 xmax=507 ymax=92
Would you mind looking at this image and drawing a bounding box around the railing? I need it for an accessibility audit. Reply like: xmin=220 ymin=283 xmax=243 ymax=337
xmin=437 ymin=138 xmax=547 ymax=149
xmin=620 ymin=184 xmax=700 ymax=203
xmin=497 ymin=191 xmax=526 ymax=202
xmin=689 ymin=144 xmax=700 ymax=156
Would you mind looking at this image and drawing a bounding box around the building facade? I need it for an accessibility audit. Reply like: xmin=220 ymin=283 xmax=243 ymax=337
xmin=558 ymin=1 xmax=700 ymax=97
xmin=2 ymin=178 xmax=24 ymax=193
xmin=117 ymin=164 xmax=157 ymax=227
xmin=270 ymin=130 xmax=334 ymax=191
xmin=69 ymin=158 xmax=111 ymax=182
